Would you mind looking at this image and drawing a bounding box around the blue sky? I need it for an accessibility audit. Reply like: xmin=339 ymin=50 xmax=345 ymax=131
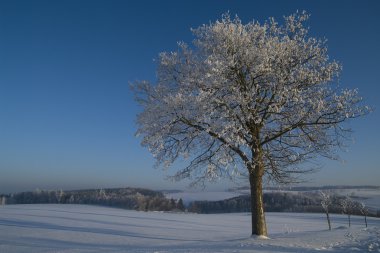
xmin=0 ymin=0 xmax=379 ymax=193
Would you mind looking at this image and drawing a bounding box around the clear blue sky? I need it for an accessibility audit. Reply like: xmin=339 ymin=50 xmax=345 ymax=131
xmin=1 ymin=0 xmax=379 ymax=193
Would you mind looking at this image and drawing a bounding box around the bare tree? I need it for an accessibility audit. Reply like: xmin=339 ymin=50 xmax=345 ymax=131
xmin=133 ymin=12 xmax=369 ymax=236
xmin=340 ymin=196 xmax=355 ymax=227
xmin=320 ymin=191 xmax=332 ymax=230
xmin=359 ymin=202 xmax=369 ymax=228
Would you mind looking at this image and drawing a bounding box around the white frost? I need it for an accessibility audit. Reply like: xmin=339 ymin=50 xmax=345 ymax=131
xmin=0 ymin=204 xmax=379 ymax=253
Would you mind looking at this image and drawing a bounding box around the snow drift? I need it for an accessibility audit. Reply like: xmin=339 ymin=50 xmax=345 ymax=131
xmin=0 ymin=204 xmax=379 ymax=252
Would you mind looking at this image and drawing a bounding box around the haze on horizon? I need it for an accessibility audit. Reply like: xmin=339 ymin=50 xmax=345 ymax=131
xmin=1 ymin=0 xmax=379 ymax=194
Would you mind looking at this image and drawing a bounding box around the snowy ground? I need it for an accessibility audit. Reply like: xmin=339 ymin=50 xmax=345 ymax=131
xmin=0 ymin=204 xmax=379 ymax=253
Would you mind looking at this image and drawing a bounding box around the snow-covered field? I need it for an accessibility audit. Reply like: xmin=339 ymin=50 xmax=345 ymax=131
xmin=0 ymin=204 xmax=379 ymax=253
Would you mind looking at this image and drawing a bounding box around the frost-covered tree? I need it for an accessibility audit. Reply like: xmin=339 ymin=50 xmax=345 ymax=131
xmin=359 ymin=202 xmax=369 ymax=227
xmin=55 ymin=189 xmax=65 ymax=203
xmin=320 ymin=191 xmax=332 ymax=230
xmin=340 ymin=196 xmax=355 ymax=227
xmin=68 ymin=195 xmax=75 ymax=204
xmin=97 ymin=188 xmax=108 ymax=201
xmin=132 ymin=12 xmax=369 ymax=236
xmin=0 ymin=196 xmax=6 ymax=205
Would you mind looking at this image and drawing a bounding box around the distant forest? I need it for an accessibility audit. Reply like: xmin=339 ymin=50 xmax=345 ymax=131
xmin=1 ymin=187 xmax=379 ymax=217
xmin=189 ymin=191 xmax=380 ymax=217
xmin=0 ymin=188 xmax=185 ymax=212
xmin=229 ymin=185 xmax=380 ymax=192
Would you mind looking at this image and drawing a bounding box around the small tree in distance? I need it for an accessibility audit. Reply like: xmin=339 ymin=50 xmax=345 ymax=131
xmin=340 ymin=196 xmax=355 ymax=227
xmin=320 ymin=191 xmax=332 ymax=230
xmin=133 ymin=11 xmax=369 ymax=236
xmin=0 ymin=196 xmax=6 ymax=205
xmin=177 ymin=198 xmax=185 ymax=211
xmin=359 ymin=202 xmax=369 ymax=228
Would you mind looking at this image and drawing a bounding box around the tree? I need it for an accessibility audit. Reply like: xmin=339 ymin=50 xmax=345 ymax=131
xmin=55 ymin=189 xmax=65 ymax=203
xmin=132 ymin=12 xmax=369 ymax=236
xmin=340 ymin=196 xmax=355 ymax=227
xmin=97 ymin=188 xmax=108 ymax=201
xmin=170 ymin=198 xmax=176 ymax=209
xmin=0 ymin=196 xmax=6 ymax=205
xmin=359 ymin=202 xmax=369 ymax=228
xmin=320 ymin=191 xmax=332 ymax=230
xmin=177 ymin=198 xmax=185 ymax=211
xmin=68 ymin=195 xmax=75 ymax=204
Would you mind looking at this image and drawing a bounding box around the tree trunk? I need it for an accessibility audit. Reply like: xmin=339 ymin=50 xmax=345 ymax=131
xmin=326 ymin=212 xmax=331 ymax=230
xmin=248 ymin=129 xmax=267 ymax=237
xmin=249 ymin=168 xmax=267 ymax=236
xmin=364 ymin=215 xmax=367 ymax=228
xmin=348 ymin=214 xmax=351 ymax=227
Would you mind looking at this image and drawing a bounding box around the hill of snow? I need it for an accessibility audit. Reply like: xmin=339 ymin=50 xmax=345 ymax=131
xmin=0 ymin=204 xmax=379 ymax=252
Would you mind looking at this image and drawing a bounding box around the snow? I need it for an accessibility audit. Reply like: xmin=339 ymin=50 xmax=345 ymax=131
xmin=0 ymin=204 xmax=379 ymax=252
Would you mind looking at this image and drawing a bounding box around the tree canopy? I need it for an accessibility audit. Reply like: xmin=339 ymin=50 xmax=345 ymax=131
xmin=132 ymin=11 xmax=369 ymax=235
xmin=133 ymin=12 xmax=368 ymax=185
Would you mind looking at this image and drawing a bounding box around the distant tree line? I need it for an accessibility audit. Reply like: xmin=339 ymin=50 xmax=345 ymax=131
xmin=188 ymin=191 xmax=380 ymax=217
xmin=228 ymin=185 xmax=380 ymax=192
xmin=1 ymin=188 xmax=378 ymax=218
xmin=0 ymin=187 xmax=185 ymax=212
